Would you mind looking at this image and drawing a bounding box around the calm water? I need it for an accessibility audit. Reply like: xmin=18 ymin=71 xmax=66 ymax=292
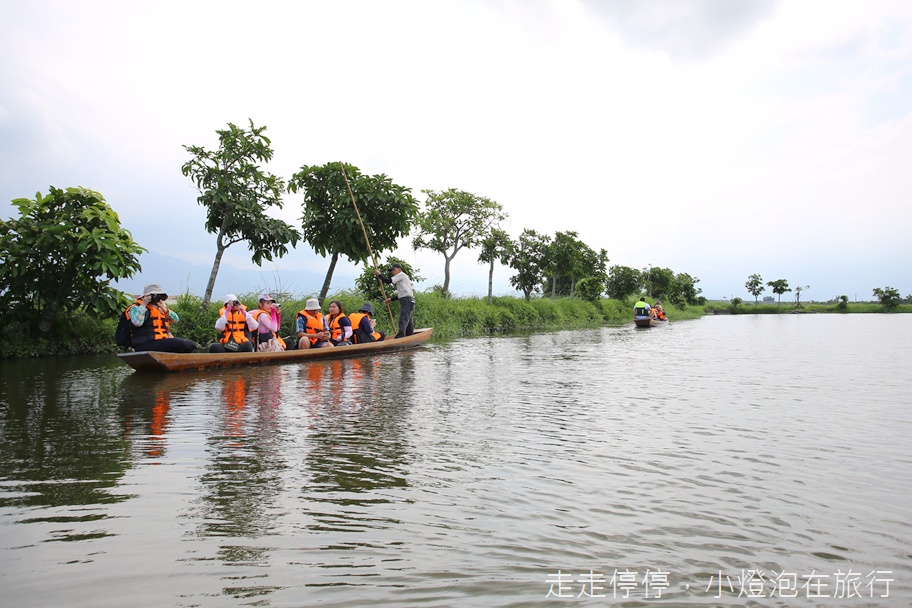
xmin=1 ymin=315 xmax=910 ymax=607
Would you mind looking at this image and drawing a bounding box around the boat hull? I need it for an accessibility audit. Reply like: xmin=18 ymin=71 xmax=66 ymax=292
xmin=634 ymin=317 xmax=668 ymax=327
xmin=118 ymin=328 xmax=433 ymax=372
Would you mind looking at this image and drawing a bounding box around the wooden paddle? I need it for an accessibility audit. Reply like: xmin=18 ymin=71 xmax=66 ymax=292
xmin=339 ymin=162 xmax=396 ymax=328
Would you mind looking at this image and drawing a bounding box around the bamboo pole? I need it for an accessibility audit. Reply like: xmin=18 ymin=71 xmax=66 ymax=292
xmin=339 ymin=162 xmax=396 ymax=328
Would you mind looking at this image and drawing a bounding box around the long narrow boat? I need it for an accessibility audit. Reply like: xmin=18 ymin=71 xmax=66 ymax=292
xmin=118 ymin=328 xmax=433 ymax=373
xmin=634 ymin=317 xmax=669 ymax=328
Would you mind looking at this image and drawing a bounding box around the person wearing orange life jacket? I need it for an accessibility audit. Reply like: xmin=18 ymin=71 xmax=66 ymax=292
xmin=348 ymin=302 xmax=385 ymax=344
xmin=325 ymin=300 xmax=353 ymax=346
xmin=253 ymin=293 xmax=286 ymax=352
xmin=208 ymin=293 xmax=258 ymax=353
xmin=652 ymin=300 xmax=667 ymax=321
xmin=126 ymin=283 xmax=195 ymax=353
xmin=296 ymin=298 xmax=334 ymax=349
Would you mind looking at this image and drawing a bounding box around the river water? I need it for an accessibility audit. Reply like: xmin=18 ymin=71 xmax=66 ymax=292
xmin=1 ymin=314 xmax=910 ymax=607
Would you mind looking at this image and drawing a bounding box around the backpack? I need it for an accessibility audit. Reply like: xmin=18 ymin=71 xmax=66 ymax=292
xmin=115 ymin=311 xmax=133 ymax=348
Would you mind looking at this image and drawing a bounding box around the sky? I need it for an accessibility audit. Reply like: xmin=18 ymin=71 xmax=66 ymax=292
xmin=2 ymin=0 xmax=910 ymax=303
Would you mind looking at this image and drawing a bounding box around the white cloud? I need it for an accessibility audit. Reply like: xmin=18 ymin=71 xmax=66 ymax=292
xmin=2 ymin=0 xmax=910 ymax=302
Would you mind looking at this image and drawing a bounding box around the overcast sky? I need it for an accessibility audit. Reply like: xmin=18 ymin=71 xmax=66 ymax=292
xmin=2 ymin=0 xmax=910 ymax=302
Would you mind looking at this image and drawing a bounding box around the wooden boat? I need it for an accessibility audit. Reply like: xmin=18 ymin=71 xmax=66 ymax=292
xmin=634 ymin=316 xmax=669 ymax=328
xmin=118 ymin=328 xmax=433 ymax=372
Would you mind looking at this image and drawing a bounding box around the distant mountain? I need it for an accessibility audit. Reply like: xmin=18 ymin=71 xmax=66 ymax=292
xmin=114 ymin=251 xmax=356 ymax=300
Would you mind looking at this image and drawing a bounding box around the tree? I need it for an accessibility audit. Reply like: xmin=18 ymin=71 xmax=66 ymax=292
xmin=669 ymin=272 xmax=702 ymax=308
xmin=0 ymin=186 xmax=145 ymax=336
xmin=766 ymin=279 xmax=791 ymax=308
xmin=477 ymin=227 xmax=512 ymax=304
xmin=793 ymin=284 xmax=810 ymax=308
xmin=181 ymin=120 xmax=301 ymax=309
xmin=508 ymin=229 xmax=551 ymax=301
xmin=643 ymin=266 xmax=675 ymax=300
xmin=543 ymin=232 xmax=606 ymax=299
xmin=606 ymin=265 xmax=642 ymax=302
xmin=872 ymin=286 xmax=900 ymax=310
xmin=288 ymin=162 xmax=418 ymax=303
xmin=745 ymin=273 xmax=765 ymax=305
xmin=412 ymin=188 xmax=506 ymax=294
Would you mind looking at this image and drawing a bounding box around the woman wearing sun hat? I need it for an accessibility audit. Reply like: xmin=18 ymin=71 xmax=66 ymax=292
xmin=126 ymin=283 xmax=196 ymax=353
xmin=252 ymin=293 xmax=285 ymax=352
xmin=296 ymin=297 xmax=334 ymax=349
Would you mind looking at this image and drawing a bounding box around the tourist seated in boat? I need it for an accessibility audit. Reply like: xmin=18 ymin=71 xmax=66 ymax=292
xmin=253 ymin=293 xmax=286 ymax=352
xmin=208 ymin=293 xmax=258 ymax=353
xmin=633 ymin=297 xmax=652 ymax=319
xmin=652 ymin=301 xmax=667 ymax=321
xmin=325 ymin=300 xmax=353 ymax=346
xmin=296 ymin=298 xmax=334 ymax=349
xmin=349 ymin=302 xmax=385 ymax=344
xmin=125 ymin=283 xmax=196 ymax=353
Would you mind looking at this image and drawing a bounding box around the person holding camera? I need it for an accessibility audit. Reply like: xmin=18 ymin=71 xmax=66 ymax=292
xmin=209 ymin=294 xmax=258 ymax=353
xmin=296 ymin=298 xmax=334 ymax=349
xmin=126 ymin=283 xmax=196 ymax=353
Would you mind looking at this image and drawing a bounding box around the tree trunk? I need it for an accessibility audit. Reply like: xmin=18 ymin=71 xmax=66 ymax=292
xmin=551 ymin=276 xmax=556 ymax=298
xmin=443 ymin=254 xmax=452 ymax=295
xmin=487 ymin=260 xmax=494 ymax=304
xmin=202 ymin=243 xmax=225 ymax=310
xmin=319 ymin=252 xmax=339 ymax=304
xmin=37 ymin=308 xmax=58 ymax=337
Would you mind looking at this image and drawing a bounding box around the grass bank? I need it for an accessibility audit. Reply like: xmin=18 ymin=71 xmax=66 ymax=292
xmin=1 ymin=293 xmax=705 ymax=358
xmin=705 ymin=300 xmax=912 ymax=314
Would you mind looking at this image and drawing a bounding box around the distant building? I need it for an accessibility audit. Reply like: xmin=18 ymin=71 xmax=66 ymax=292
xmin=762 ymin=296 xmax=774 ymax=303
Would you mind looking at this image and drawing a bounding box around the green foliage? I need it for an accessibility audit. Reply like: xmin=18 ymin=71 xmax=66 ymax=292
xmin=730 ymin=297 xmax=743 ymax=311
xmin=477 ymin=227 xmax=512 ymax=302
xmin=0 ymin=186 xmax=145 ymax=336
xmin=745 ymin=273 xmax=765 ymax=304
xmin=605 ymin=265 xmax=642 ymax=302
xmin=837 ymin=295 xmax=849 ymax=311
xmin=508 ymin=229 xmax=552 ymax=301
xmin=543 ymin=231 xmax=608 ymax=298
xmin=643 ymin=266 xmax=675 ymax=300
xmin=766 ymin=279 xmax=791 ymax=307
xmin=575 ymin=276 xmax=604 ymax=302
xmin=413 ymin=188 xmax=506 ymax=293
xmin=181 ymin=119 xmax=301 ymax=307
xmin=287 ymin=162 xmax=418 ymax=301
xmin=872 ymin=286 xmax=901 ymax=310
xmin=354 ymin=256 xmax=424 ymax=302
xmin=669 ymin=272 xmax=702 ymax=309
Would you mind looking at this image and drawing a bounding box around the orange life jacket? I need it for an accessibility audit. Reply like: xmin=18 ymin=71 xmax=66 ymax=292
xmin=326 ymin=313 xmax=348 ymax=342
xmin=130 ymin=300 xmax=172 ymax=343
xmin=348 ymin=312 xmax=381 ymax=343
xmin=219 ymin=306 xmax=251 ymax=345
xmin=296 ymin=310 xmax=326 ymax=346
xmin=254 ymin=308 xmax=278 ymax=342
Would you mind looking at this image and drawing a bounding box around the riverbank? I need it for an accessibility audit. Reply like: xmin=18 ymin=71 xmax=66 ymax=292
xmin=2 ymin=293 xmax=904 ymax=358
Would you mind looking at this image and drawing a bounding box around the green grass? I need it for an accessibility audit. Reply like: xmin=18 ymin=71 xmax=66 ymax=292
xmin=2 ymin=293 xmax=907 ymax=358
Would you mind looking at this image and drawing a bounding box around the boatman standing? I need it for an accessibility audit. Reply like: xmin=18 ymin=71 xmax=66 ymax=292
xmin=375 ymin=263 xmax=415 ymax=339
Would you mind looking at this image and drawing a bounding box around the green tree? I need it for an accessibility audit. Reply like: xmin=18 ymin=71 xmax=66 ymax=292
xmin=508 ymin=229 xmax=551 ymax=301
xmin=767 ymin=279 xmax=791 ymax=308
xmin=543 ymin=232 xmax=606 ymax=299
xmin=837 ymin=295 xmax=849 ymax=310
xmin=872 ymin=286 xmax=900 ymax=310
xmin=477 ymin=227 xmax=512 ymax=304
xmin=669 ymin=272 xmax=702 ymax=308
xmin=288 ymin=162 xmax=418 ymax=303
xmin=181 ymin=120 xmax=301 ymax=309
xmin=745 ymin=273 xmax=765 ymax=305
xmin=793 ymin=284 xmax=810 ymax=308
xmin=0 ymin=186 xmax=145 ymax=336
xmin=412 ymin=188 xmax=506 ymax=294
xmin=606 ymin=265 xmax=642 ymax=302
xmin=575 ymin=276 xmax=604 ymax=303
xmin=643 ymin=266 xmax=676 ymax=299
